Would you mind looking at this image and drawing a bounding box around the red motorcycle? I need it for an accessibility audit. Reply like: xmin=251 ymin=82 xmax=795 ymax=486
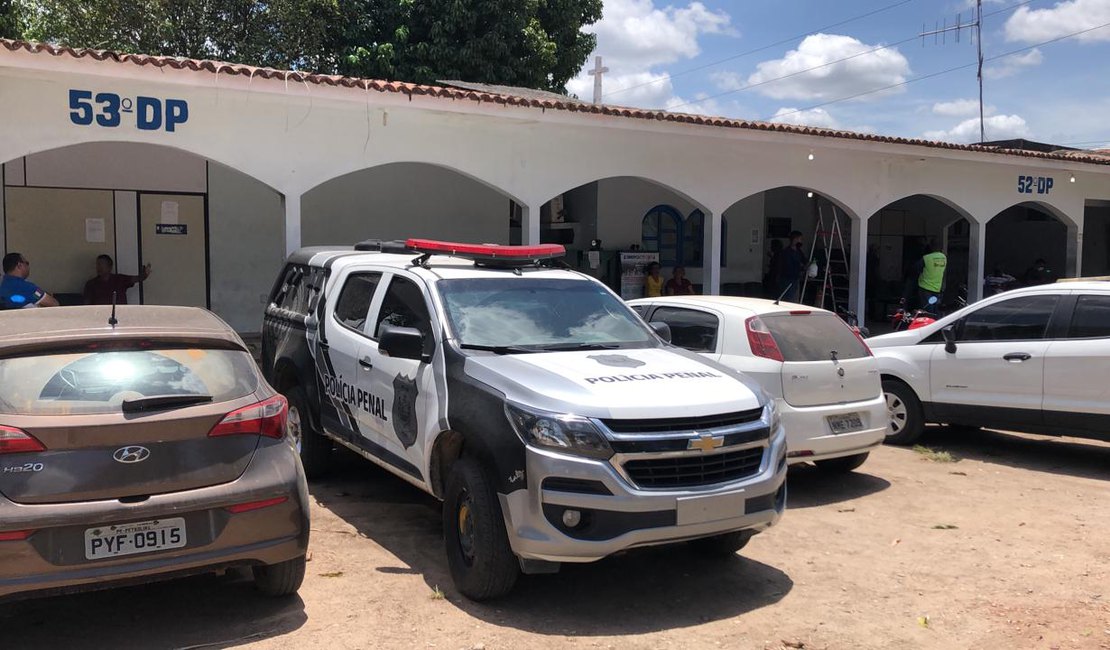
xmin=890 ymin=296 xmax=940 ymax=332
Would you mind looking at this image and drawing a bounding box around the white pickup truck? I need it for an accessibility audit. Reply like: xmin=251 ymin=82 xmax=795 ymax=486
xmin=261 ymin=239 xmax=787 ymax=599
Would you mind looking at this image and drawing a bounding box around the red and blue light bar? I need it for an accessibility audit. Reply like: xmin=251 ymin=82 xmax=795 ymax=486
xmin=405 ymin=239 xmax=565 ymax=260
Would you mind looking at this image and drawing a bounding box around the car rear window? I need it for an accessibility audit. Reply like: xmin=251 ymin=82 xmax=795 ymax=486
xmin=0 ymin=348 xmax=258 ymax=416
xmin=761 ymin=312 xmax=869 ymax=362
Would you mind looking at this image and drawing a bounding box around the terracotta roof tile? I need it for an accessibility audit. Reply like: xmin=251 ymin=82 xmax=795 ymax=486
xmin=3 ymin=38 xmax=1108 ymax=167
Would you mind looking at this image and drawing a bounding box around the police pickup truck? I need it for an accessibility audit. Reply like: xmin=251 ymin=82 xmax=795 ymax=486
xmin=261 ymin=239 xmax=786 ymax=599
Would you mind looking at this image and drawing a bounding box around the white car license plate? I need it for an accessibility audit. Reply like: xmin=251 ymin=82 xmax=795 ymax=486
xmin=84 ymin=517 xmax=187 ymax=560
xmin=827 ymin=413 xmax=864 ymax=435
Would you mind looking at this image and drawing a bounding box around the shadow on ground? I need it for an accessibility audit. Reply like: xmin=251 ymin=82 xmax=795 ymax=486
xmin=785 ymin=464 xmax=892 ymax=509
xmin=0 ymin=571 xmax=306 ymax=650
xmin=313 ymin=451 xmax=792 ymax=636
xmin=915 ymin=425 xmax=1110 ymax=481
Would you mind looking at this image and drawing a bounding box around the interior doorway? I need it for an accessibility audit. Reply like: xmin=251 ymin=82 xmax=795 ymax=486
xmin=138 ymin=192 xmax=208 ymax=307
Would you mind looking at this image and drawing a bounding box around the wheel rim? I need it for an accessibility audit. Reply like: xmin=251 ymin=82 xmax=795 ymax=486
xmin=886 ymin=392 xmax=908 ymax=434
xmin=457 ymin=491 xmax=476 ymax=565
xmin=287 ymin=404 xmax=303 ymax=453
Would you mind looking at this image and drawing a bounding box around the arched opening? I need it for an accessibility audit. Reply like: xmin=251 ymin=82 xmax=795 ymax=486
xmin=1083 ymin=199 xmax=1110 ymax=277
xmin=865 ymin=195 xmax=973 ymax=323
xmin=720 ymin=187 xmax=858 ymax=306
xmin=2 ymin=142 xmax=283 ymax=333
xmin=533 ymin=176 xmax=711 ymax=297
xmin=302 ymin=162 xmax=520 ymax=248
xmin=986 ymin=202 xmax=1072 ymax=287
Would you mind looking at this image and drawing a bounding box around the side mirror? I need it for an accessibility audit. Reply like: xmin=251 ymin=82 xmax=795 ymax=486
xmin=928 ymin=296 xmax=939 ymax=306
xmin=650 ymin=321 xmax=672 ymax=344
xmin=941 ymin=326 xmax=957 ymax=354
xmin=379 ymin=324 xmax=426 ymax=361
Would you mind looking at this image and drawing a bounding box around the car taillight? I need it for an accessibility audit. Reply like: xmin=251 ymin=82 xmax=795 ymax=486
xmin=0 ymin=425 xmax=46 ymax=455
xmin=850 ymin=327 xmax=873 ymax=356
xmin=208 ymin=395 xmax=288 ymax=439
xmin=225 ymin=496 xmax=288 ymax=514
xmin=745 ymin=316 xmax=784 ymax=362
xmin=0 ymin=529 xmax=35 ymax=542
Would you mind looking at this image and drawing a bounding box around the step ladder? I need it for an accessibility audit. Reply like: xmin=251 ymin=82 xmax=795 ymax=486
xmin=801 ymin=204 xmax=851 ymax=314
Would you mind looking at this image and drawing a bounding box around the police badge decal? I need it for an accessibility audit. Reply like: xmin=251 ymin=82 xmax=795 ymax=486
xmin=392 ymin=373 xmax=419 ymax=448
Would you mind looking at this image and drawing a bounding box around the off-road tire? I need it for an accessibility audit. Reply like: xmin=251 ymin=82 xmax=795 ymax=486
xmin=443 ymin=457 xmax=520 ymax=600
xmin=815 ymin=452 xmax=870 ymax=473
xmin=253 ymin=555 xmax=306 ymax=597
xmin=284 ymin=385 xmax=333 ymax=479
xmin=688 ymin=530 xmax=754 ymax=557
xmin=882 ymin=379 xmax=925 ymax=446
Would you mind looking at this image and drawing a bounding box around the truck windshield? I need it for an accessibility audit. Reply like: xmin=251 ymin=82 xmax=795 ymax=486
xmin=436 ymin=278 xmax=655 ymax=350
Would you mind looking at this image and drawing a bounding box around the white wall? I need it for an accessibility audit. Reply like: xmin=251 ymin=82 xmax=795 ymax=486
xmin=11 ymin=142 xmax=205 ymax=192
xmin=301 ymin=163 xmax=509 ymax=246
xmin=113 ymin=191 xmax=140 ymax=304
xmin=721 ymin=193 xmax=764 ymax=287
xmin=208 ymin=162 xmax=284 ymax=333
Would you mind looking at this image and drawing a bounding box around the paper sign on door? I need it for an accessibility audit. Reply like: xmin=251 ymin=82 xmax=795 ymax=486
xmin=85 ymin=218 xmax=106 ymax=243
xmin=160 ymin=201 xmax=179 ymax=225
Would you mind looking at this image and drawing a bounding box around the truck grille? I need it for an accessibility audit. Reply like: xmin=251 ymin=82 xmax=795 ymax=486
xmin=622 ymin=447 xmax=764 ymax=489
xmin=601 ymin=408 xmax=763 ymax=434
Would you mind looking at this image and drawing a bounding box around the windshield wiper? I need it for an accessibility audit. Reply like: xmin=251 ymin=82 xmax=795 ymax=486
xmin=534 ymin=342 xmax=624 ymax=352
xmin=122 ymin=394 xmax=214 ymax=413
xmin=458 ymin=343 xmax=540 ymax=355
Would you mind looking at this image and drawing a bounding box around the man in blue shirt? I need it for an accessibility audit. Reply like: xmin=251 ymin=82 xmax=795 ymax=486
xmin=1 ymin=253 xmax=59 ymax=309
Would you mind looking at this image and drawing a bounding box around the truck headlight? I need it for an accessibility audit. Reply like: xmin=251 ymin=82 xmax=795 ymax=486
xmin=505 ymin=404 xmax=614 ymax=460
xmin=765 ymin=400 xmax=782 ymax=436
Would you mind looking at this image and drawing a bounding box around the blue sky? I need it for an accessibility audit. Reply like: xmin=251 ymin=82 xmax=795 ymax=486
xmin=565 ymin=0 xmax=1110 ymax=147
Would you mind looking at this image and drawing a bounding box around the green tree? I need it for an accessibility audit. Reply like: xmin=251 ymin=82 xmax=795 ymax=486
xmin=339 ymin=0 xmax=601 ymax=92
xmin=17 ymin=0 xmax=340 ymax=71
xmin=11 ymin=0 xmax=601 ymax=92
xmin=1 ymin=0 xmax=20 ymax=39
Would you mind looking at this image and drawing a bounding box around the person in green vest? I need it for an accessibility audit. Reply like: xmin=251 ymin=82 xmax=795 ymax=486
xmin=913 ymin=241 xmax=947 ymax=310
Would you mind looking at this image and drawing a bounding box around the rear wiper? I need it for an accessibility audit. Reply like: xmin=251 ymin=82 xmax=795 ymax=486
xmin=458 ymin=343 xmax=540 ymax=355
xmin=535 ymin=342 xmax=623 ymax=352
xmin=122 ymin=394 xmax=214 ymax=413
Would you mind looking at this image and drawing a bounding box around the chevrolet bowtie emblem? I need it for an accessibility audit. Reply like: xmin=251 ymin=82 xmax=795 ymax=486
xmin=688 ymin=434 xmax=724 ymax=452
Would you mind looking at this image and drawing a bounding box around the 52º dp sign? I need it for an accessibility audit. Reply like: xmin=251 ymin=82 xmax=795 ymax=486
xmin=68 ymin=90 xmax=189 ymax=133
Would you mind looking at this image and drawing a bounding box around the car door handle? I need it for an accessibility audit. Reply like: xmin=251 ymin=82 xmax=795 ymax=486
xmin=359 ymin=357 xmax=374 ymax=369
xmin=1003 ymin=352 xmax=1032 ymax=362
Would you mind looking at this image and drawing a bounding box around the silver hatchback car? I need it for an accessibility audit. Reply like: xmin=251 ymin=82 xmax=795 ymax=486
xmin=0 ymin=306 xmax=309 ymax=601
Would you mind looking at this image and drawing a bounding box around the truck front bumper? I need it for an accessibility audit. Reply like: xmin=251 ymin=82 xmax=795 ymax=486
xmin=499 ymin=428 xmax=787 ymax=563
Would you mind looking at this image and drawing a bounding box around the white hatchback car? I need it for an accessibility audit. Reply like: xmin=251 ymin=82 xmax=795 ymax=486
xmin=628 ymin=296 xmax=888 ymax=472
xmin=867 ymin=281 xmax=1110 ymax=445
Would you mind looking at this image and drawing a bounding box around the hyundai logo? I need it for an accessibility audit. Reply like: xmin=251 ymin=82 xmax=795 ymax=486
xmin=113 ymin=446 xmax=151 ymax=464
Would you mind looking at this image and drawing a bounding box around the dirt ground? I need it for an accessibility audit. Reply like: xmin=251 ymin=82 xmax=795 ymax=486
xmin=4 ymin=426 xmax=1108 ymax=650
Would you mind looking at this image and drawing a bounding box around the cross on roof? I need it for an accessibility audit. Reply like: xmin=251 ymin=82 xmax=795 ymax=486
xmin=587 ymin=56 xmax=608 ymax=104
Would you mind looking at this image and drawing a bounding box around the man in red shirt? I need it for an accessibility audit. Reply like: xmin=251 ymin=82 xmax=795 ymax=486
xmin=83 ymin=255 xmax=152 ymax=305
xmin=664 ymin=266 xmax=696 ymax=296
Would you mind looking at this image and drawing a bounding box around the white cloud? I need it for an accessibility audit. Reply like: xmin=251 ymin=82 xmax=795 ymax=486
xmin=924 ymin=114 xmax=1031 ymax=143
xmin=984 ymin=48 xmax=1045 ymax=79
xmin=568 ymin=0 xmax=735 ymax=110
xmin=741 ymin=34 xmax=911 ymax=102
xmin=770 ymin=107 xmax=840 ymax=129
xmin=588 ymin=0 xmax=734 ymax=69
xmin=931 ymin=99 xmax=998 ymax=117
xmin=1004 ymin=0 xmax=1110 ymax=44
xmin=768 ymin=107 xmax=877 ymax=133
xmin=665 ymin=93 xmax=724 ymax=115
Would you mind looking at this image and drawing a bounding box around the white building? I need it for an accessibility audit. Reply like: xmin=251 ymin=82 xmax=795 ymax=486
xmin=2 ymin=38 xmax=1108 ymax=333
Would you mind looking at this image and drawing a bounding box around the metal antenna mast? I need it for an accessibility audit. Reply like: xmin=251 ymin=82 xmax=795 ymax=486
xmin=920 ymin=1 xmax=984 ymax=143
